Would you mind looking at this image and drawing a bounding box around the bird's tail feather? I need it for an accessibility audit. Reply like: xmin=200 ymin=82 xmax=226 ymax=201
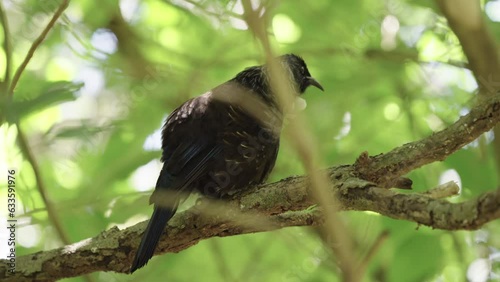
xmin=130 ymin=206 xmax=176 ymax=273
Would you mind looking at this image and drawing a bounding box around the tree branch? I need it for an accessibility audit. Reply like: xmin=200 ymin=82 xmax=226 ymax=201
xmin=355 ymin=94 xmax=500 ymax=187
xmin=1 ymin=163 xmax=499 ymax=281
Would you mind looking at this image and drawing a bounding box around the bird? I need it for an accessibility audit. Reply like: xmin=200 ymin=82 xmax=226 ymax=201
xmin=130 ymin=54 xmax=323 ymax=273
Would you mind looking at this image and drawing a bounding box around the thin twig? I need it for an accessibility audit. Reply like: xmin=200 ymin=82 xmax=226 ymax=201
xmin=422 ymin=181 xmax=460 ymax=199
xmin=15 ymin=124 xmax=70 ymax=244
xmin=8 ymin=0 xmax=78 ymax=274
xmin=357 ymin=230 xmax=390 ymax=278
xmin=437 ymin=0 xmax=500 ymax=178
xmin=15 ymin=124 xmax=97 ymax=282
xmin=0 ymin=1 xmax=11 ymax=94
xmin=7 ymin=0 xmax=69 ymax=97
xmin=240 ymin=1 xmax=359 ymax=281
xmin=208 ymin=240 xmax=236 ymax=281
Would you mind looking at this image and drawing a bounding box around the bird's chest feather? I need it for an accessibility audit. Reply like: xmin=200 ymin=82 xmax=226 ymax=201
xmin=195 ymin=103 xmax=281 ymax=197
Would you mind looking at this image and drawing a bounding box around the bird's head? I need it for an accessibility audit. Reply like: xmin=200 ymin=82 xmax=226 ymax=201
xmin=278 ymin=54 xmax=324 ymax=94
xmin=232 ymin=54 xmax=323 ymax=105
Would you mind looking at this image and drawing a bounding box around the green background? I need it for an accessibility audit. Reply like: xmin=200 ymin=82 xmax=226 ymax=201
xmin=0 ymin=0 xmax=499 ymax=281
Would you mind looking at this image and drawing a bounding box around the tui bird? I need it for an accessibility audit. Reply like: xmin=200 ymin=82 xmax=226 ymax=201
xmin=130 ymin=54 xmax=323 ymax=273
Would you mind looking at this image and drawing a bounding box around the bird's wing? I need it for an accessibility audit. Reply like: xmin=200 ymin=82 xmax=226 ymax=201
xmin=131 ymin=95 xmax=222 ymax=273
xmin=131 ymin=142 xmax=222 ymax=272
xmin=150 ymin=94 xmax=222 ymax=207
xmin=150 ymin=144 xmax=222 ymax=207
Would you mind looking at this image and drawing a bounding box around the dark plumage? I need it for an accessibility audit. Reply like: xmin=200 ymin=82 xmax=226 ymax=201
xmin=130 ymin=54 xmax=323 ymax=273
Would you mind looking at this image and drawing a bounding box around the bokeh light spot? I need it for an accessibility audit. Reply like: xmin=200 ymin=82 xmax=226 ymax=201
xmin=272 ymin=14 xmax=302 ymax=44
xmin=383 ymin=103 xmax=400 ymax=121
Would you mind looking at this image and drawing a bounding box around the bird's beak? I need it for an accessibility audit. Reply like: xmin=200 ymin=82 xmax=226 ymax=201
xmin=307 ymin=77 xmax=324 ymax=91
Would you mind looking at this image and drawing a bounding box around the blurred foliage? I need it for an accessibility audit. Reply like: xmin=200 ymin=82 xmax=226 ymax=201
xmin=0 ymin=0 xmax=499 ymax=281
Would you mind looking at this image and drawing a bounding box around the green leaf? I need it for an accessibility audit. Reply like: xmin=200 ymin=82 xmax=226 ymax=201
xmin=6 ymin=80 xmax=83 ymax=122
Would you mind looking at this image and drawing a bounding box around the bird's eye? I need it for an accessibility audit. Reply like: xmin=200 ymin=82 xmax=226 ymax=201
xmin=300 ymin=66 xmax=305 ymax=74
